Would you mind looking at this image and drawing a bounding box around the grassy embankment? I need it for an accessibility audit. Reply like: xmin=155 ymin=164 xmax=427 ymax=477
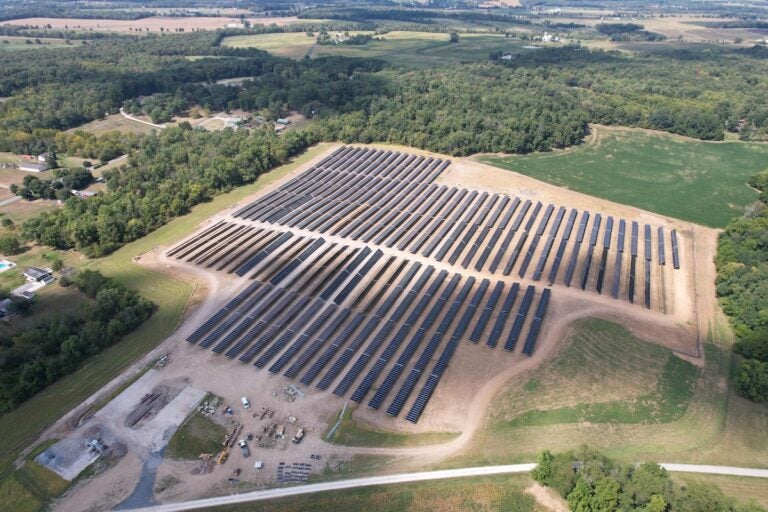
xmin=325 ymin=406 xmax=459 ymax=447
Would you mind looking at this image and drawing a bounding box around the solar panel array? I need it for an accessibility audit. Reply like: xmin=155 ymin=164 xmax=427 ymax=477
xmin=167 ymin=146 xmax=686 ymax=422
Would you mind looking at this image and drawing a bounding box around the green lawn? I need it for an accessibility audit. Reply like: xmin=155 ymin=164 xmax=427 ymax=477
xmin=166 ymin=410 xmax=227 ymax=461
xmin=325 ymin=406 xmax=459 ymax=447
xmin=200 ymin=474 xmax=544 ymax=512
xmin=0 ymin=144 xmax=333 ymax=493
xmin=478 ymin=126 xmax=768 ymax=227
xmin=224 ymin=31 xmax=531 ymax=68
xmin=443 ymin=318 xmax=768 ymax=469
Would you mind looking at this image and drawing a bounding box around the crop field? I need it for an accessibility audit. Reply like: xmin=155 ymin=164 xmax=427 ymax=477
xmin=0 ymin=16 xmax=312 ymax=33
xmin=479 ymin=126 xmax=768 ymax=227
xmin=68 ymin=114 xmax=157 ymax=136
xmin=223 ymin=31 xmax=532 ymax=67
xmin=199 ymin=474 xmax=544 ymax=512
xmin=444 ymin=318 xmax=768 ymax=469
xmin=0 ymin=36 xmax=78 ymax=50
xmin=0 ymin=144 xmax=333 ymax=496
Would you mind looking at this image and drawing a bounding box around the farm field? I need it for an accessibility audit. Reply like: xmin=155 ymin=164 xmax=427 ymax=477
xmin=0 ymin=16 xmax=315 ymax=33
xmin=442 ymin=318 xmax=768 ymax=469
xmin=478 ymin=126 xmax=768 ymax=228
xmin=0 ymin=144 xmax=334 ymax=499
xmin=223 ymin=31 xmax=534 ymax=67
xmin=68 ymin=114 xmax=157 ymax=136
xmin=0 ymin=36 xmax=79 ymax=50
xmin=199 ymin=474 xmax=544 ymax=512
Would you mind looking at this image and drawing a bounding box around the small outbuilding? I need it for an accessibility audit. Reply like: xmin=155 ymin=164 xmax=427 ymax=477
xmin=19 ymin=162 xmax=49 ymax=173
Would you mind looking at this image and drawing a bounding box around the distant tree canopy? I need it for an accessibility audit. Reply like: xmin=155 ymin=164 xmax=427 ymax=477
xmin=595 ymin=23 xmax=645 ymax=35
xmin=532 ymin=448 xmax=765 ymax=511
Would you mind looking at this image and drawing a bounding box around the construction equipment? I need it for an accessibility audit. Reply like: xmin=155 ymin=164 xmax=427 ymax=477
xmin=217 ymin=448 xmax=229 ymax=465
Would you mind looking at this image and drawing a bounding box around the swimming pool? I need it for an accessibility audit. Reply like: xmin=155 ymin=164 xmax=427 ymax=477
xmin=0 ymin=260 xmax=16 ymax=273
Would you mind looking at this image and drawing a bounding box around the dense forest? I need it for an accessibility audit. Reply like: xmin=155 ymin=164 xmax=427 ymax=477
xmin=0 ymin=270 xmax=153 ymax=413
xmin=716 ymin=171 xmax=768 ymax=403
xmin=3 ymin=34 xmax=768 ymax=159
xmin=533 ymin=448 xmax=765 ymax=511
xmin=21 ymin=127 xmax=318 ymax=256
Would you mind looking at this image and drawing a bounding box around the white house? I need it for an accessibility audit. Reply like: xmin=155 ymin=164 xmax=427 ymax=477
xmin=23 ymin=267 xmax=54 ymax=284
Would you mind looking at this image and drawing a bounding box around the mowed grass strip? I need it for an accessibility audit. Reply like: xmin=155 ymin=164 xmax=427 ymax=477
xmin=199 ymin=474 xmax=543 ymax=512
xmin=0 ymin=143 xmax=333 ymax=480
xmin=325 ymin=406 xmax=459 ymax=447
xmin=478 ymin=126 xmax=768 ymax=227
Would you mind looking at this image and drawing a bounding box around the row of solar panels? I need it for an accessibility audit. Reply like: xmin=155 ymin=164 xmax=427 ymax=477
xmin=182 ymin=243 xmax=552 ymax=422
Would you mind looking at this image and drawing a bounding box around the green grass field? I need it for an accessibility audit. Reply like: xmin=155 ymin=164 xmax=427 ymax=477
xmin=325 ymin=406 xmax=459 ymax=447
xmin=223 ymin=31 xmax=531 ymax=68
xmin=0 ymin=144 xmax=334 ymax=508
xmin=478 ymin=126 xmax=768 ymax=227
xmin=200 ymin=474 xmax=544 ymax=512
xmin=68 ymin=114 xmax=157 ymax=136
xmin=166 ymin=410 xmax=227 ymax=460
xmin=442 ymin=318 xmax=768 ymax=469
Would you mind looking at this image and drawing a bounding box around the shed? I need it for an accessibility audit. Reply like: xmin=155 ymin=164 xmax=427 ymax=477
xmin=19 ymin=162 xmax=49 ymax=173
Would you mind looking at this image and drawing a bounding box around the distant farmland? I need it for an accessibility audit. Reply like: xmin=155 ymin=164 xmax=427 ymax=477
xmin=1 ymin=16 xmax=309 ymax=33
xmin=223 ymin=31 xmax=537 ymax=68
xmin=479 ymin=126 xmax=768 ymax=228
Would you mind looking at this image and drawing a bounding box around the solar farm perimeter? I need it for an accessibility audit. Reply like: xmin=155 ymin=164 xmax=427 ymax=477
xmin=160 ymin=144 xmax=709 ymax=433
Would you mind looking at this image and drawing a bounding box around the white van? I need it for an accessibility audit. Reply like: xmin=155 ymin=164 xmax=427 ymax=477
xmin=241 ymin=397 xmax=250 ymax=409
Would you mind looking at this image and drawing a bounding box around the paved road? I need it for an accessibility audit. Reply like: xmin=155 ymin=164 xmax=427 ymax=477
xmin=0 ymin=195 xmax=21 ymax=207
xmin=127 ymin=463 xmax=768 ymax=512
xmin=659 ymin=463 xmax=768 ymax=478
xmin=119 ymin=108 xmax=166 ymax=129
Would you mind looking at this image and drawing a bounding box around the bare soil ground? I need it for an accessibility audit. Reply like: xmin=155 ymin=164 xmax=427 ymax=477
xmin=526 ymin=482 xmax=569 ymax=512
xmin=1 ymin=16 xmax=304 ymax=33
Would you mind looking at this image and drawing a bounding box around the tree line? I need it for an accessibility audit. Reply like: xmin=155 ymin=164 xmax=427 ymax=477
xmin=0 ymin=270 xmax=154 ymax=413
xmin=533 ymin=447 xmax=765 ymax=511
xmin=20 ymin=126 xmax=319 ymax=257
xmin=716 ymin=170 xmax=768 ymax=403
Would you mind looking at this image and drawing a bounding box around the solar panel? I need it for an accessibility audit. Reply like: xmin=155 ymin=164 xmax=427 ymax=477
xmin=504 ymin=285 xmax=535 ymax=352
xmin=671 ymin=229 xmax=680 ymax=269
xmin=522 ymin=289 xmax=550 ymax=356
xmin=657 ymin=227 xmax=666 ymax=265
xmin=487 ymin=283 xmax=520 ymax=347
xmin=469 ymin=281 xmax=504 ymax=343
xmin=300 ymin=312 xmax=366 ymax=385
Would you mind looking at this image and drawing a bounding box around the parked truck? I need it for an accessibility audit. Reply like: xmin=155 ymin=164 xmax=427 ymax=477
xmin=241 ymin=397 xmax=250 ymax=409
xmin=292 ymin=427 xmax=304 ymax=444
xmin=238 ymin=439 xmax=250 ymax=457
